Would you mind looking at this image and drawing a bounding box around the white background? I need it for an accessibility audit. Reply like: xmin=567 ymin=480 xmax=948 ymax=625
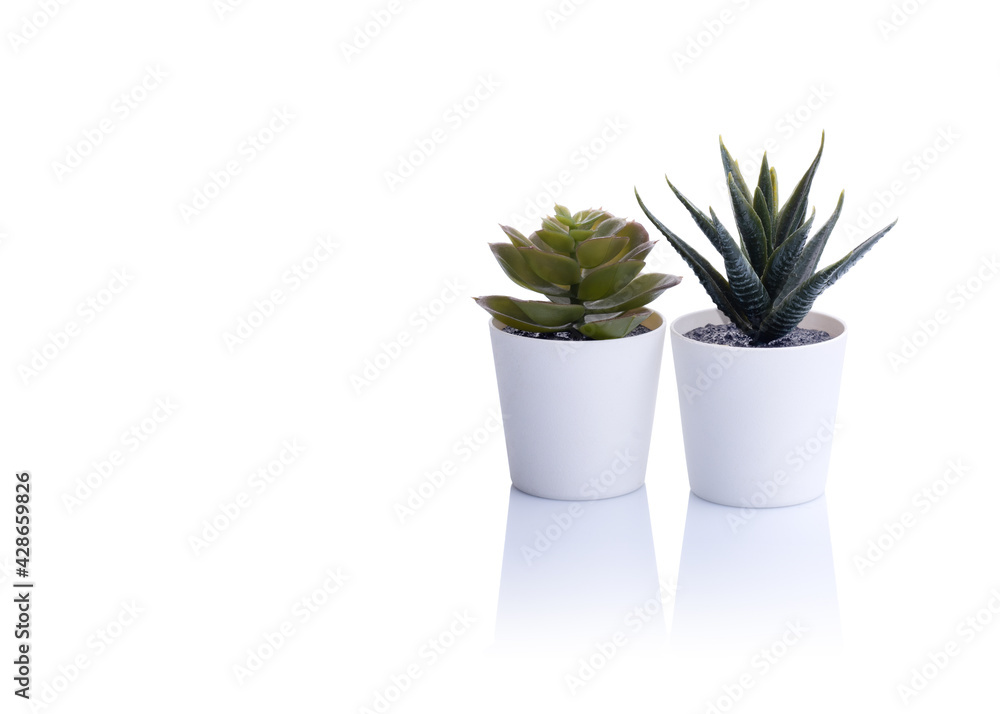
xmin=2 ymin=0 xmax=999 ymax=712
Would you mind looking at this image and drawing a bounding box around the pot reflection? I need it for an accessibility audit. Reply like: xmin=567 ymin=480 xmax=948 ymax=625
xmin=672 ymin=492 xmax=841 ymax=650
xmin=495 ymin=485 xmax=665 ymax=653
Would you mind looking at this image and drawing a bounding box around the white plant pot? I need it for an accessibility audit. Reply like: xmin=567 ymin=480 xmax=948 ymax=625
xmin=489 ymin=312 xmax=665 ymax=500
xmin=670 ymin=309 xmax=847 ymax=508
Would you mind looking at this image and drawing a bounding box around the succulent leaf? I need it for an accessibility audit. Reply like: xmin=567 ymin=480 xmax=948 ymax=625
xmin=578 ymin=308 xmax=652 ymax=340
xmin=583 ymin=271 xmax=682 ymax=314
xmin=500 ymin=224 xmax=531 ymax=248
xmin=489 ymin=243 xmax=569 ymax=297
xmin=774 ymin=191 xmax=844 ymax=303
xmin=518 ymin=247 xmax=582 ymax=285
xmin=635 ymin=189 xmax=750 ymax=331
xmin=577 ymin=235 xmax=629 ymax=269
xmin=773 ymin=132 xmax=824 ymax=247
xmin=709 ymin=209 xmax=771 ymax=322
xmin=762 ymin=208 xmax=815 ymax=299
xmin=536 ymin=228 xmax=576 ymax=254
xmin=729 ymin=175 xmax=768 ymax=275
xmin=720 ymin=137 xmax=753 ymax=204
xmin=577 ymin=260 xmax=645 ymax=301
xmin=475 ymin=295 xmax=578 ymax=332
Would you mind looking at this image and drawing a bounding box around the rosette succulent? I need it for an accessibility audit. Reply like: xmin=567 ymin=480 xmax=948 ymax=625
xmin=475 ymin=206 xmax=681 ymax=339
xmin=635 ymin=133 xmax=897 ymax=344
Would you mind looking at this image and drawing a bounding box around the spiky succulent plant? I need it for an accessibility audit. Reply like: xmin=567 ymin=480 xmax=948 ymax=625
xmin=475 ymin=206 xmax=681 ymax=339
xmin=635 ymin=134 xmax=897 ymax=345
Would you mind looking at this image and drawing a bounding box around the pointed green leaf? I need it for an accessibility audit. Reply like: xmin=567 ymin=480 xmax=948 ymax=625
xmin=499 ymin=224 xmax=531 ymax=248
xmin=619 ymin=240 xmax=658 ymax=263
xmin=757 ymin=154 xmax=774 ymax=224
xmin=518 ymin=246 xmax=582 ymax=285
xmin=616 ymin=220 xmax=650 ymax=254
xmin=635 ymin=189 xmax=751 ymax=332
xmin=593 ymin=217 xmax=627 ymax=238
xmin=755 ymin=218 xmax=896 ymax=343
xmin=773 ymin=132 xmax=824 ymax=247
xmin=577 ymin=308 xmax=653 ymax=340
xmin=729 ymin=174 xmax=768 ymax=276
xmin=774 ymin=191 xmax=844 ymax=303
xmin=583 ymin=271 xmax=682 ymax=314
xmin=576 ymin=235 xmax=629 ymax=269
xmin=720 ymin=137 xmax=752 ymax=204
xmin=569 ymin=228 xmax=595 ymax=242
xmin=489 ymin=243 xmax=569 ymax=297
xmin=753 ymin=187 xmax=772 ymax=247
xmin=762 ymin=208 xmax=815 ymax=299
xmin=475 ymin=296 xmax=578 ymax=333
xmin=577 ymin=260 xmax=645 ymax=301
xmin=541 ymin=217 xmax=569 ymax=235
xmin=536 ymin=228 xmax=575 ymax=254
xmin=770 ymin=167 xmax=778 ymax=209
xmin=514 ymin=298 xmax=586 ymax=326
xmin=528 ymin=231 xmax=556 ymax=252
xmin=710 ymin=209 xmax=772 ymax=323
xmin=666 ymin=177 xmax=719 ymax=244
xmin=553 ymin=204 xmax=572 ymax=221
xmin=574 ymin=210 xmax=608 ymax=230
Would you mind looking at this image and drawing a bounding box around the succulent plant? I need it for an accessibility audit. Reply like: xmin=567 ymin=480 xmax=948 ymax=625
xmin=475 ymin=206 xmax=681 ymax=339
xmin=635 ymin=133 xmax=897 ymax=345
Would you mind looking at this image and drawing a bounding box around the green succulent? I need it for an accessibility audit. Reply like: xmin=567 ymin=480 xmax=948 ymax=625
xmin=635 ymin=133 xmax=897 ymax=344
xmin=475 ymin=206 xmax=681 ymax=339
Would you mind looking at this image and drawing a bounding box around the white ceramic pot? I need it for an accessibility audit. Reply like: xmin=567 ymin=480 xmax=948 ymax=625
xmin=670 ymin=309 xmax=847 ymax=508
xmin=489 ymin=312 xmax=665 ymax=500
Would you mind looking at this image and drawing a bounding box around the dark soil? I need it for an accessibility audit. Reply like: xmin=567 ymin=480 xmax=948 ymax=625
xmin=684 ymin=323 xmax=832 ymax=348
xmin=502 ymin=325 xmax=651 ymax=341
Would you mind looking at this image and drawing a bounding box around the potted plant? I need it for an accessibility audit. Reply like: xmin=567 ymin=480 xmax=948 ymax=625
xmin=635 ymin=134 xmax=897 ymax=507
xmin=476 ymin=205 xmax=681 ymax=500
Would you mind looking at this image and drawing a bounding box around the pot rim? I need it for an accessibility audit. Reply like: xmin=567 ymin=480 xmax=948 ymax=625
xmin=489 ymin=309 xmax=665 ymax=345
xmin=669 ymin=308 xmax=847 ymax=351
